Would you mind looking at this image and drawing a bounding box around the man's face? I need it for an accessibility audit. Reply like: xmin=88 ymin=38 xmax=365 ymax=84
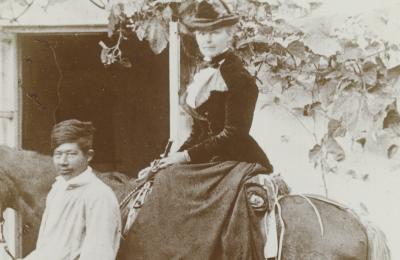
xmin=53 ymin=143 xmax=93 ymax=181
xmin=195 ymin=27 xmax=232 ymax=59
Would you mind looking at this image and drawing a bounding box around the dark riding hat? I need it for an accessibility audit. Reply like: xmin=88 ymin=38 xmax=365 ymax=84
xmin=51 ymin=119 xmax=95 ymax=152
xmin=184 ymin=0 xmax=240 ymax=31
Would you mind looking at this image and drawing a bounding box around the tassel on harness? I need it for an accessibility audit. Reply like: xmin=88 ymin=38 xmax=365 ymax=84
xmin=120 ymin=140 xmax=173 ymax=237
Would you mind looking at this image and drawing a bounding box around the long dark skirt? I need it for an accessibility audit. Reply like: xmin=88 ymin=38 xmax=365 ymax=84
xmin=118 ymin=161 xmax=268 ymax=260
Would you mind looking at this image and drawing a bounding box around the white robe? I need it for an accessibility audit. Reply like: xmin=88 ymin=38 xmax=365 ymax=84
xmin=24 ymin=167 xmax=121 ymax=260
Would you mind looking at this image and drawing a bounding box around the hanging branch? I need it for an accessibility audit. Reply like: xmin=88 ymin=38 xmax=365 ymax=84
xmin=99 ymin=29 xmax=131 ymax=67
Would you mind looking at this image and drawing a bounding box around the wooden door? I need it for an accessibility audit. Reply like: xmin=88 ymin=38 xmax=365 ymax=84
xmin=0 ymin=33 xmax=22 ymax=259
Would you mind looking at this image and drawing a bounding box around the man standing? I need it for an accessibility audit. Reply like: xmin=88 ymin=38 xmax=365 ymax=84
xmin=24 ymin=119 xmax=121 ymax=260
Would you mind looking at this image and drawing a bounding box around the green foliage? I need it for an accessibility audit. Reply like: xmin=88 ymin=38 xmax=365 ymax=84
xmin=104 ymin=1 xmax=400 ymax=177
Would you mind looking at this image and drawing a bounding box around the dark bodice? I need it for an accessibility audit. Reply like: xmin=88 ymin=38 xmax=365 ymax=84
xmin=178 ymin=52 xmax=273 ymax=172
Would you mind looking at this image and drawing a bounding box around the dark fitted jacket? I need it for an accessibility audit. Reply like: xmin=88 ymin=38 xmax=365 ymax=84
xmin=178 ymin=51 xmax=273 ymax=172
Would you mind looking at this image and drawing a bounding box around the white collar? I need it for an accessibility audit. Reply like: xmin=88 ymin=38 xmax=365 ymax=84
xmin=203 ymin=48 xmax=230 ymax=62
xmin=186 ymin=67 xmax=228 ymax=108
xmin=55 ymin=167 xmax=95 ymax=189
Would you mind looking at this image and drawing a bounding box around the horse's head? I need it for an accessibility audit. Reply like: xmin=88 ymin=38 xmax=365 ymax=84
xmin=0 ymin=170 xmax=18 ymax=212
xmin=0 ymin=145 xmax=57 ymax=255
xmin=0 ymin=145 xmax=54 ymax=210
xmin=0 ymin=168 xmax=19 ymax=245
xmin=0 ymin=146 xmax=18 ymax=210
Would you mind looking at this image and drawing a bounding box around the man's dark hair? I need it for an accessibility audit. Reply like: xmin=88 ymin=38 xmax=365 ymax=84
xmin=51 ymin=119 xmax=96 ymax=153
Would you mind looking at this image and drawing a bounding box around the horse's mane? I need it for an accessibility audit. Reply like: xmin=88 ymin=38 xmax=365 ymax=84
xmin=97 ymin=171 xmax=132 ymax=201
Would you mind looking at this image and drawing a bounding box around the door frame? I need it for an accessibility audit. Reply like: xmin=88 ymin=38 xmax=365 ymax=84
xmin=0 ymin=22 xmax=182 ymax=257
xmin=0 ymin=24 xmax=110 ymax=258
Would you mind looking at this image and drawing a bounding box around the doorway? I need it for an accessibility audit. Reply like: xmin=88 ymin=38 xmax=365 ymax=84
xmin=19 ymin=33 xmax=170 ymax=177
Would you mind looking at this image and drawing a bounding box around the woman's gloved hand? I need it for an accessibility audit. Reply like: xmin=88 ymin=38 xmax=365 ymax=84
xmin=138 ymin=166 xmax=152 ymax=179
xmin=158 ymin=151 xmax=190 ymax=169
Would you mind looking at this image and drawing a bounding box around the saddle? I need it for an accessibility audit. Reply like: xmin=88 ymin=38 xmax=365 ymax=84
xmin=119 ymin=168 xmax=289 ymax=259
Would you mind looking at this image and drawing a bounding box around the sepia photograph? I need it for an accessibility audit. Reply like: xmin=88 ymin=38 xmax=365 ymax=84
xmin=0 ymin=0 xmax=399 ymax=259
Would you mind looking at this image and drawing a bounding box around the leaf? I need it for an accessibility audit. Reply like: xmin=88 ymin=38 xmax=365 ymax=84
xmin=365 ymin=88 xmax=395 ymax=116
xmin=255 ymin=4 xmax=269 ymax=23
xmin=122 ymin=0 xmax=145 ymax=17
xmin=295 ymin=73 xmax=316 ymax=90
xmin=287 ymin=40 xmax=307 ymax=60
xmin=316 ymin=79 xmax=338 ymax=108
xmin=178 ymin=0 xmax=195 ymax=16
xmin=100 ymin=46 xmax=109 ymax=64
xmin=108 ymin=4 xmax=121 ymax=37
xmin=362 ymin=174 xmax=369 ymax=181
xmin=236 ymin=35 xmax=271 ymax=49
xmin=162 ymin=5 xmax=173 ymax=22
xmin=376 ymin=128 xmax=400 ymax=157
xmin=356 ymin=137 xmax=366 ymax=148
xmin=309 ymin=144 xmax=322 ymax=168
xmin=328 ymin=91 xmax=374 ymax=136
xmin=265 ymin=53 xmax=278 ymax=67
xmin=303 ymin=102 xmax=321 ymax=117
xmin=146 ymin=17 xmax=169 ymax=54
xmin=135 ymin=20 xmax=149 ymax=41
xmin=281 ymin=84 xmax=313 ymax=108
xmin=318 ymin=56 xmax=330 ymax=69
xmin=337 ymin=42 xmax=364 ymax=62
xmin=328 ymin=119 xmax=346 ymax=138
xmin=383 ymin=109 xmax=400 ymax=129
xmin=362 ymin=61 xmax=378 ymax=86
xmin=302 ymin=33 xmax=341 ymax=57
xmin=322 ymin=135 xmax=345 ymax=162
xmin=388 ymin=144 xmax=398 ymax=159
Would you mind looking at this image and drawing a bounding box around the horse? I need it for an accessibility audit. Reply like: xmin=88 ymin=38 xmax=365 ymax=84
xmin=0 ymin=145 xmax=391 ymax=260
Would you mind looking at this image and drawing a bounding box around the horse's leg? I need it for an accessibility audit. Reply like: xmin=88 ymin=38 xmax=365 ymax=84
xmin=277 ymin=196 xmax=368 ymax=260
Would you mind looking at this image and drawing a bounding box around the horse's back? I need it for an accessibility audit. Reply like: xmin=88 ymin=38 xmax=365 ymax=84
xmin=279 ymin=195 xmax=368 ymax=260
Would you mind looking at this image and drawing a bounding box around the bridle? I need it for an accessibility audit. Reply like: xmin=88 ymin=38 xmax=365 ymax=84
xmin=0 ymin=207 xmax=16 ymax=260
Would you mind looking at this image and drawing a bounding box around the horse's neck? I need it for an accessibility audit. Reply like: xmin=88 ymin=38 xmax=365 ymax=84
xmin=0 ymin=170 xmax=49 ymax=237
xmin=97 ymin=172 xmax=135 ymax=203
xmin=13 ymin=172 xmax=53 ymax=218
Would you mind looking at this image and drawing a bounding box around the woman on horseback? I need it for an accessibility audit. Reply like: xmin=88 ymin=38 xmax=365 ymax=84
xmin=119 ymin=1 xmax=273 ymax=259
xmin=157 ymin=1 xmax=272 ymax=172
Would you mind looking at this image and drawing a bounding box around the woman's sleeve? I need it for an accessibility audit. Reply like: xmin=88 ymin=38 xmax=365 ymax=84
xmin=186 ymin=68 xmax=258 ymax=163
xmin=178 ymin=119 xmax=200 ymax=152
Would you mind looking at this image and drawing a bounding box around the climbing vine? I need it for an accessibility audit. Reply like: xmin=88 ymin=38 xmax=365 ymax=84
xmin=104 ymin=0 xmax=400 ymax=180
xmin=2 ymin=0 xmax=400 ymax=188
